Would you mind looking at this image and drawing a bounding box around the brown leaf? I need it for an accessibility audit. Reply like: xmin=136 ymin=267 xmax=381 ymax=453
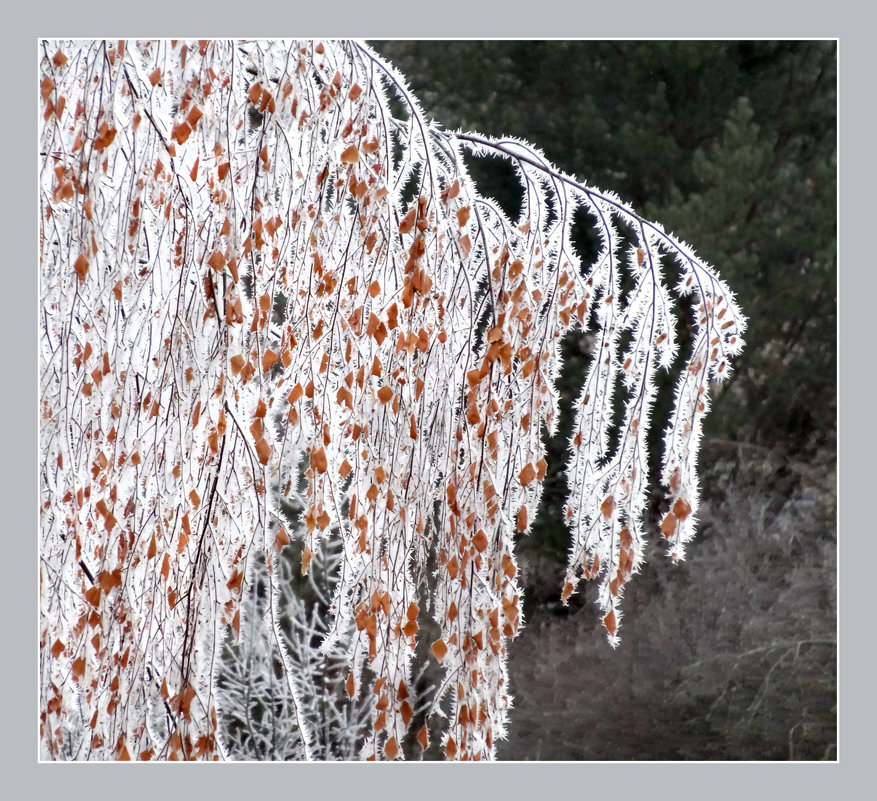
xmin=274 ymin=527 xmax=290 ymax=551
xmin=312 ymin=446 xmax=328 ymax=473
xmin=518 ymin=463 xmax=536 ymax=486
xmin=661 ymin=512 xmax=678 ymax=539
xmin=417 ymin=724 xmax=429 ymax=750
xmin=255 ymin=437 xmax=271 ymax=465
xmin=472 ymin=529 xmax=488 ymax=553
xmin=672 ymin=498 xmax=692 ymax=521
xmin=73 ymin=254 xmax=89 ymax=282
xmin=431 ymin=639 xmax=448 ymax=662
xmin=377 ymin=385 xmax=393 ymax=404
xmin=301 ymin=547 xmax=314 ymax=575
xmin=227 ymin=570 xmax=243 ymax=594
xmin=262 ymin=349 xmax=278 ymax=372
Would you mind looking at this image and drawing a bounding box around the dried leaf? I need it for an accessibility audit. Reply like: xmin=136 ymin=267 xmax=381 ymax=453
xmin=312 ymin=447 xmax=328 ymax=473
xmin=301 ymin=547 xmax=314 ymax=575
xmin=431 ymin=639 xmax=448 ymax=662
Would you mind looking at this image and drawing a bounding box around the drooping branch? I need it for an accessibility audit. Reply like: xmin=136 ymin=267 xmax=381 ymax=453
xmin=39 ymin=38 xmax=745 ymax=761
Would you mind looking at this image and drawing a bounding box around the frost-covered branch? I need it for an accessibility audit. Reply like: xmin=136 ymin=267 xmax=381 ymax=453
xmin=39 ymin=38 xmax=744 ymax=761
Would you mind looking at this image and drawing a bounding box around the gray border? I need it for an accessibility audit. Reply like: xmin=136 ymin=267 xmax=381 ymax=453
xmin=16 ymin=2 xmax=862 ymax=799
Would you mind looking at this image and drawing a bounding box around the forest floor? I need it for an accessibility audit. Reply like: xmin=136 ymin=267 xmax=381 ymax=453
xmin=498 ymin=442 xmax=837 ymax=761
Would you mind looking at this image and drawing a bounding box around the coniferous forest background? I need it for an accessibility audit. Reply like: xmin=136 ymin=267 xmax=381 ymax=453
xmin=370 ymin=40 xmax=837 ymax=760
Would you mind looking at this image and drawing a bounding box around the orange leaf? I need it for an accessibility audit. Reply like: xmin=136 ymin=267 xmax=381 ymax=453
xmin=518 ymin=463 xmax=536 ymax=486
xmin=312 ymin=447 xmax=328 ymax=473
xmin=274 ymin=527 xmax=290 ymax=551
xmin=340 ymin=145 xmax=359 ymax=164
xmin=208 ymin=250 xmax=225 ymax=272
xmin=417 ymin=725 xmax=429 ymax=750
xmin=74 ymin=254 xmax=89 ymax=282
xmin=149 ymin=68 xmax=161 ymax=86
xmin=227 ymin=570 xmax=243 ymax=594
xmin=431 ymin=639 xmax=448 ymax=662
xmin=172 ymin=121 xmax=192 ymax=145
xmin=661 ymin=512 xmax=678 ymax=539
xmin=301 ymin=547 xmax=314 ymax=575
xmin=40 ymin=76 xmax=55 ymax=102
xmin=377 ymin=385 xmax=393 ymax=404
xmin=517 ymin=506 xmax=528 ymax=532
xmin=399 ymin=207 xmax=416 ymax=234
xmin=187 ymin=105 xmax=203 ymax=128
xmin=262 ymin=349 xmax=278 ymax=372
xmin=672 ymin=498 xmax=692 ymax=521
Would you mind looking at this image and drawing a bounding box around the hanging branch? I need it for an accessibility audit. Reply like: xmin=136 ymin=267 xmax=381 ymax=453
xmin=39 ymin=39 xmax=745 ymax=761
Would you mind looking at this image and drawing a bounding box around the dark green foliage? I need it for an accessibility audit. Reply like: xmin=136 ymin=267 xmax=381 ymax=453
xmin=372 ymin=40 xmax=836 ymax=454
